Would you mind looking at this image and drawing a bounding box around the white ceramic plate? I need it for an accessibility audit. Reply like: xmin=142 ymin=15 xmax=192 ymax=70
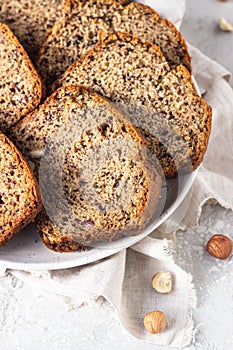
xmin=0 ymin=170 xmax=197 ymax=273
xmin=0 ymin=78 xmax=201 ymax=272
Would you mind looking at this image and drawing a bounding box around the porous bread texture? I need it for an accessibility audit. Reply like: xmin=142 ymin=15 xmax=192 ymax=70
xmin=0 ymin=132 xmax=42 ymax=246
xmin=57 ymin=33 xmax=212 ymax=177
xmin=37 ymin=0 xmax=191 ymax=88
xmin=8 ymin=85 xmax=162 ymax=251
xmin=111 ymin=2 xmax=190 ymax=70
xmin=0 ymin=23 xmax=43 ymax=132
xmin=36 ymin=209 xmax=85 ymax=252
xmin=0 ymin=0 xmax=65 ymax=61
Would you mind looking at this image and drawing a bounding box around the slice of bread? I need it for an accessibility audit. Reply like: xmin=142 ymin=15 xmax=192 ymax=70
xmin=0 ymin=132 xmax=42 ymax=246
xmin=0 ymin=23 xmax=43 ymax=132
xmin=8 ymin=85 xmax=162 ymax=251
xmin=0 ymin=0 xmax=65 ymax=61
xmin=37 ymin=0 xmax=190 ymax=89
xmin=57 ymin=33 xmax=212 ymax=177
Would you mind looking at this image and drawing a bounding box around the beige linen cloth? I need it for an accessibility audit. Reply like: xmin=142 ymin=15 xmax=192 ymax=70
xmin=8 ymin=4 xmax=233 ymax=350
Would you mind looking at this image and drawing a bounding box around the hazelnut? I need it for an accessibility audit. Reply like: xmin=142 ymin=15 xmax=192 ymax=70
xmin=152 ymin=272 xmax=173 ymax=294
xmin=219 ymin=17 xmax=233 ymax=32
xmin=206 ymin=234 xmax=233 ymax=259
xmin=144 ymin=310 xmax=167 ymax=334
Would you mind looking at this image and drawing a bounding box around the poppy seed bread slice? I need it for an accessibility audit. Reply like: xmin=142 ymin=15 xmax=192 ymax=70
xmin=0 ymin=0 xmax=65 ymax=61
xmin=57 ymin=33 xmax=212 ymax=177
xmin=37 ymin=0 xmax=190 ymax=89
xmin=8 ymin=85 xmax=162 ymax=251
xmin=0 ymin=23 xmax=43 ymax=132
xmin=0 ymin=132 xmax=42 ymax=246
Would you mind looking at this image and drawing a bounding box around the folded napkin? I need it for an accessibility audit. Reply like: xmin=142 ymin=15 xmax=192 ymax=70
xmin=6 ymin=1 xmax=233 ymax=348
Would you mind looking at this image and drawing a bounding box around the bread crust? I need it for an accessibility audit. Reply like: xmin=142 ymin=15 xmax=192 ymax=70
xmin=0 ymin=132 xmax=42 ymax=246
xmin=0 ymin=23 xmax=43 ymax=131
xmin=37 ymin=209 xmax=85 ymax=253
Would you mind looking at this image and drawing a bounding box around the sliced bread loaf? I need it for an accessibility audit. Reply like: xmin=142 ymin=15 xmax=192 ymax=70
xmin=0 ymin=132 xmax=42 ymax=246
xmin=8 ymin=85 xmax=162 ymax=251
xmin=0 ymin=0 xmax=65 ymax=61
xmin=57 ymin=33 xmax=212 ymax=177
xmin=37 ymin=0 xmax=190 ymax=88
xmin=0 ymin=23 xmax=43 ymax=132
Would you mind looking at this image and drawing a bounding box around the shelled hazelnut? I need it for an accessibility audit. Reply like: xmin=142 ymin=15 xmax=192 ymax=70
xmin=144 ymin=310 xmax=167 ymax=334
xmin=152 ymin=272 xmax=173 ymax=294
xmin=219 ymin=17 xmax=233 ymax=32
xmin=206 ymin=234 xmax=233 ymax=259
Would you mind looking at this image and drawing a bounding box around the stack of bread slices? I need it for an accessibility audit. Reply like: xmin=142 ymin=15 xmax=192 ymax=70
xmin=0 ymin=0 xmax=212 ymax=252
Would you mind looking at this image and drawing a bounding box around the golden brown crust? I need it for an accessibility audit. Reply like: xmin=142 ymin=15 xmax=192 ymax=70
xmin=100 ymin=31 xmax=166 ymax=57
xmin=0 ymin=132 xmax=42 ymax=246
xmin=37 ymin=210 xmax=85 ymax=252
xmin=169 ymin=65 xmax=195 ymax=91
xmin=41 ymin=237 xmax=85 ymax=253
